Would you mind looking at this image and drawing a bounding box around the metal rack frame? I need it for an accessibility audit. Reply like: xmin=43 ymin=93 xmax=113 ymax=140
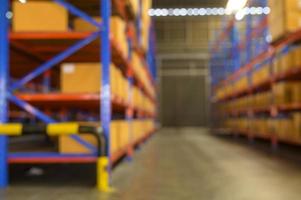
xmin=211 ymin=0 xmax=301 ymax=147
xmin=0 ymin=0 xmax=157 ymax=189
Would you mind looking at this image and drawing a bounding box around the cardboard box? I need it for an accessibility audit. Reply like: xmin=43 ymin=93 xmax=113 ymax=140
xmin=12 ymin=1 xmax=68 ymax=32
xmin=293 ymin=47 xmax=301 ymax=67
xmin=252 ymin=65 xmax=270 ymax=85
xmin=280 ymin=51 xmax=295 ymax=72
xmin=292 ymin=113 xmax=301 ymax=141
xmin=59 ymin=134 xmax=97 ymax=154
xmin=291 ymin=82 xmax=301 ymax=103
xmin=59 ymin=122 xmax=122 ymax=154
xmin=273 ymin=56 xmax=281 ymax=74
xmin=268 ymin=0 xmax=301 ymax=41
xmin=272 ymin=82 xmax=298 ymax=105
xmin=61 ymin=63 xmax=119 ymax=94
xmin=59 ymin=122 xmax=99 ymax=154
xmin=61 ymin=63 xmax=101 ymax=93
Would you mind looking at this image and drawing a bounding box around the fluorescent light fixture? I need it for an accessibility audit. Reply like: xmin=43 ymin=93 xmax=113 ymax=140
xmin=226 ymin=0 xmax=248 ymax=14
xmin=148 ymin=7 xmax=270 ymax=17
xmin=19 ymin=0 xmax=27 ymax=3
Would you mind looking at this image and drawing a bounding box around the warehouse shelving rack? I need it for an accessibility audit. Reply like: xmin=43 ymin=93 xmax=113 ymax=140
xmin=0 ymin=0 xmax=157 ymax=189
xmin=209 ymin=0 xmax=301 ymax=146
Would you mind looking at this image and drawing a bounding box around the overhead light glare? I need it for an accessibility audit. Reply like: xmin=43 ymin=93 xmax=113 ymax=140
xmin=148 ymin=7 xmax=270 ymax=17
xmin=226 ymin=0 xmax=248 ymax=14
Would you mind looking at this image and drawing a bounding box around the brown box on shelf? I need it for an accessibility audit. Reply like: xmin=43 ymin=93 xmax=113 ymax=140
xmin=251 ymin=65 xmax=270 ymax=85
xmin=272 ymin=56 xmax=281 ymax=75
xmin=12 ymin=1 xmax=68 ymax=32
xmin=293 ymin=47 xmax=301 ymax=67
xmin=279 ymin=51 xmax=295 ymax=72
xmin=61 ymin=63 xmax=101 ymax=93
xmin=110 ymin=121 xmax=120 ymax=154
xmin=59 ymin=122 xmax=122 ymax=154
xmin=272 ymin=82 xmax=298 ymax=105
xmin=291 ymin=82 xmax=301 ymax=103
xmin=268 ymin=0 xmax=301 ymax=42
xmin=119 ymin=121 xmax=130 ymax=149
xmin=59 ymin=135 xmax=97 ymax=154
xmin=292 ymin=113 xmax=301 ymax=141
xmin=59 ymin=122 xmax=99 ymax=154
xmin=61 ymin=63 xmax=118 ymax=94
xmin=270 ymin=118 xmax=291 ymax=140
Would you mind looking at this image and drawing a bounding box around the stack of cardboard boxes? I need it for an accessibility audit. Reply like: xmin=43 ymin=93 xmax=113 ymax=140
xmin=133 ymin=86 xmax=155 ymax=114
xmin=268 ymin=0 xmax=301 ymax=41
xmin=132 ymin=120 xmax=155 ymax=141
xmin=141 ymin=0 xmax=152 ymax=51
xmin=272 ymin=81 xmax=301 ymax=105
xmin=251 ymin=65 xmax=270 ymax=86
xmin=132 ymin=52 xmax=155 ymax=98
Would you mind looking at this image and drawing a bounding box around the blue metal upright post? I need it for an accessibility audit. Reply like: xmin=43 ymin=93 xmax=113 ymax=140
xmin=126 ymin=33 xmax=134 ymax=161
xmin=98 ymin=0 xmax=112 ymax=192
xmin=0 ymin=0 xmax=9 ymax=188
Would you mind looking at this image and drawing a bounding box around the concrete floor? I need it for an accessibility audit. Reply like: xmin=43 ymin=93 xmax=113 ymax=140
xmin=3 ymin=128 xmax=301 ymax=199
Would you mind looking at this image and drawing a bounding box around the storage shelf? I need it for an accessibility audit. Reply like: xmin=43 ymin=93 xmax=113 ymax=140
xmin=224 ymin=102 xmax=301 ymax=116
xmin=10 ymin=32 xmax=155 ymax=102
xmin=219 ymin=129 xmax=301 ymax=146
xmin=0 ymin=0 xmax=157 ymax=188
xmin=216 ymin=66 xmax=301 ymax=102
xmin=15 ymin=93 xmax=155 ymax=117
xmin=217 ymin=28 xmax=301 ymax=89
xmin=9 ymin=129 xmax=156 ymax=164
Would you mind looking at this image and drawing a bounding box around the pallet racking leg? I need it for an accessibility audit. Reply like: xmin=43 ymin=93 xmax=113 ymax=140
xmin=99 ymin=0 xmax=112 ymax=192
xmin=0 ymin=0 xmax=9 ymax=188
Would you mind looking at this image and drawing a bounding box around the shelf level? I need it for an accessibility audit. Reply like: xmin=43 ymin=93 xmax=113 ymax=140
xmin=15 ymin=93 xmax=155 ymax=117
xmin=9 ymin=129 xmax=156 ymax=164
xmin=10 ymin=32 xmax=155 ymax=103
xmin=216 ymin=66 xmax=301 ymax=102
xmin=223 ymin=103 xmax=301 ymax=116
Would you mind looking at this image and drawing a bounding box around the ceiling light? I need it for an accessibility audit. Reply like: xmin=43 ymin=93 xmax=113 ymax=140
xmin=226 ymin=0 xmax=248 ymax=14
xmin=148 ymin=7 xmax=269 ymax=17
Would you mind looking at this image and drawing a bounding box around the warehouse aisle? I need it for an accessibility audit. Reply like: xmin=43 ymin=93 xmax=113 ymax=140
xmin=4 ymin=128 xmax=301 ymax=200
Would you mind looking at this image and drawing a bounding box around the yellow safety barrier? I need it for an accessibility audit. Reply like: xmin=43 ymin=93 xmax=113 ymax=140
xmin=97 ymin=157 xmax=115 ymax=192
xmin=47 ymin=123 xmax=79 ymax=136
xmin=0 ymin=123 xmax=22 ymax=136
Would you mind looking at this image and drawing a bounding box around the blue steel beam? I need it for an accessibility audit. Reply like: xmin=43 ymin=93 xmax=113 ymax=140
xmin=8 ymin=94 xmax=97 ymax=153
xmin=101 ymin=0 xmax=111 ymax=158
xmin=42 ymin=71 xmax=51 ymax=93
xmin=54 ymin=0 xmax=103 ymax=29
xmin=0 ymin=0 xmax=9 ymax=188
xmin=126 ymin=27 xmax=134 ymax=160
xmin=11 ymin=32 xmax=100 ymax=91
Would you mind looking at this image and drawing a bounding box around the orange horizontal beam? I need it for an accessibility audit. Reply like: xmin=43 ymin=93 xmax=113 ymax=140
xmin=9 ymin=32 xmax=93 ymax=40
xmin=8 ymin=156 xmax=97 ymax=164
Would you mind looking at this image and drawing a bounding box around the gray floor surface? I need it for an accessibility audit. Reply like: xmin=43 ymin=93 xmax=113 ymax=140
xmin=2 ymin=128 xmax=301 ymax=200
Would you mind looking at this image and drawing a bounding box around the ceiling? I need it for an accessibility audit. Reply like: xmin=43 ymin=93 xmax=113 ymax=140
xmin=153 ymin=0 xmax=227 ymax=8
